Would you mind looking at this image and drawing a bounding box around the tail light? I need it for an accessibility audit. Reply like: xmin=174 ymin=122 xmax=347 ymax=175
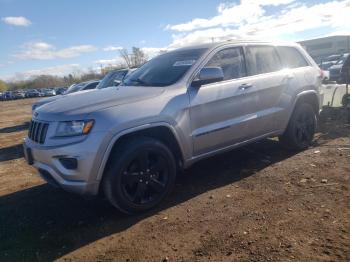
xmin=318 ymin=69 xmax=325 ymax=80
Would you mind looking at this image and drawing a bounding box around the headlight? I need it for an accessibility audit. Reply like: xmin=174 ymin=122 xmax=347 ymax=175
xmin=55 ymin=120 xmax=94 ymax=137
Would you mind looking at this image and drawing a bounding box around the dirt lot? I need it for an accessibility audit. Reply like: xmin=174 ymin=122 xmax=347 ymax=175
xmin=0 ymin=98 xmax=349 ymax=262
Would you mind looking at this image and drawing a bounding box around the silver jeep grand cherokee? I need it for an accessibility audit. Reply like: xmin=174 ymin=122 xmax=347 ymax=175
xmin=24 ymin=40 xmax=322 ymax=213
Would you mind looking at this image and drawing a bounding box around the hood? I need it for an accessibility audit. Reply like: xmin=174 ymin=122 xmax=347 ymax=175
xmin=35 ymin=86 xmax=164 ymax=120
xmin=37 ymin=95 xmax=61 ymax=104
xmin=32 ymin=95 xmax=61 ymax=110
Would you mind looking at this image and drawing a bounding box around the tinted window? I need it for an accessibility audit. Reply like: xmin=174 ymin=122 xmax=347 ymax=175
xmin=122 ymin=48 xmax=207 ymax=87
xmin=84 ymin=82 xmax=99 ymax=90
xmin=205 ymin=47 xmax=246 ymax=81
xmin=246 ymin=46 xmax=282 ymax=75
xmin=277 ymin=47 xmax=309 ymax=68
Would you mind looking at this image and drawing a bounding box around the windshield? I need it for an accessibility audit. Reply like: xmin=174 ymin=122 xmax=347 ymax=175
xmin=122 ymin=48 xmax=207 ymax=87
xmin=97 ymin=70 xmax=127 ymax=89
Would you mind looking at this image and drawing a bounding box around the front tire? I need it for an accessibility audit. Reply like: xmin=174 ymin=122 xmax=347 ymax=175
xmin=102 ymin=137 xmax=177 ymax=214
xmin=279 ymin=103 xmax=317 ymax=150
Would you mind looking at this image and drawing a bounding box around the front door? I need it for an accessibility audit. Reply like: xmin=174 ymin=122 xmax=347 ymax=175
xmin=189 ymin=46 xmax=261 ymax=155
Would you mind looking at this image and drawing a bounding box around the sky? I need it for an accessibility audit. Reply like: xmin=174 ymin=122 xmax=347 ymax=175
xmin=0 ymin=0 xmax=349 ymax=82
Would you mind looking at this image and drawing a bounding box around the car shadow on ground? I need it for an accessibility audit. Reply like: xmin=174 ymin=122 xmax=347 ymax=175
xmin=0 ymin=122 xmax=349 ymax=261
xmin=0 ymin=138 xmax=296 ymax=261
xmin=0 ymin=144 xmax=24 ymax=162
xmin=0 ymin=122 xmax=29 ymax=134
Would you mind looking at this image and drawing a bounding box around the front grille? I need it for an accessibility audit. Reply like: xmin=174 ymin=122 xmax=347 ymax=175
xmin=28 ymin=120 xmax=49 ymax=144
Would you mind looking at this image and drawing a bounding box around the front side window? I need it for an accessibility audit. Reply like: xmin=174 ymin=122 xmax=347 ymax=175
xmin=246 ymin=46 xmax=282 ymax=75
xmin=204 ymin=47 xmax=246 ymax=81
xmin=122 ymin=48 xmax=207 ymax=87
xmin=277 ymin=46 xmax=309 ymax=68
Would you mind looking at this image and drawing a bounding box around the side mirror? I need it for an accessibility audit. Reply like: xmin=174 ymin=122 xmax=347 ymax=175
xmin=192 ymin=67 xmax=224 ymax=87
xmin=113 ymin=79 xmax=122 ymax=86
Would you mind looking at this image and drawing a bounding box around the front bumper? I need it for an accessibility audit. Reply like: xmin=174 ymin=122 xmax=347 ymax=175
xmin=23 ymin=132 xmax=106 ymax=196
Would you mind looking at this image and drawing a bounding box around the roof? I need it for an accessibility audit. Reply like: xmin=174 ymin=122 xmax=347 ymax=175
xmin=172 ymin=39 xmax=298 ymax=52
xmin=80 ymin=79 xmax=100 ymax=85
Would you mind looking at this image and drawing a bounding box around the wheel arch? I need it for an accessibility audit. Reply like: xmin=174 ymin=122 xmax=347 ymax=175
xmin=293 ymin=90 xmax=320 ymax=115
xmin=96 ymin=123 xmax=185 ymax=182
xmin=281 ymin=90 xmax=320 ymax=135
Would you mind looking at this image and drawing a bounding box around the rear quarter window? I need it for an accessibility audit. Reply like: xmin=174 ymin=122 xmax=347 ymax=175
xmin=245 ymin=46 xmax=282 ymax=75
xmin=277 ymin=46 xmax=309 ymax=69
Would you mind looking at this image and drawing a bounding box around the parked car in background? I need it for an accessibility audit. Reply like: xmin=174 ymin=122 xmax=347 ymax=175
xmin=64 ymin=80 xmax=100 ymax=94
xmin=55 ymin=87 xmax=67 ymax=95
xmin=339 ymin=54 xmax=350 ymax=84
xmin=319 ymin=54 xmax=342 ymax=71
xmin=42 ymin=88 xmax=56 ymax=96
xmin=32 ymin=80 xmax=100 ymax=111
xmin=25 ymin=40 xmax=322 ymax=214
xmin=0 ymin=92 xmax=3 ymax=101
xmin=329 ymin=53 xmax=350 ymax=82
xmin=39 ymin=90 xmax=46 ymax=97
xmin=96 ymin=68 xmax=136 ymax=89
xmin=13 ymin=90 xmax=26 ymax=99
xmin=26 ymin=89 xmax=41 ymax=98
xmin=4 ymin=91 xmax=14 ymax=100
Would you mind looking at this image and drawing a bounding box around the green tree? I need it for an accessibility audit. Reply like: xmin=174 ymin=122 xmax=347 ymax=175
xmin=0 ymin=80 xmax=8 ymax=92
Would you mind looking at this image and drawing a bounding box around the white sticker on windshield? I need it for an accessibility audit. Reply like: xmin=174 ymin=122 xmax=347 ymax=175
xmin=173 ymin=60 xmax=196 ymax=66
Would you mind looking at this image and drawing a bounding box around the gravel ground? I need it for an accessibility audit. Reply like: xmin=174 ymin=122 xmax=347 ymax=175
xmin=0 ymin=98 xmax=349 ymax=262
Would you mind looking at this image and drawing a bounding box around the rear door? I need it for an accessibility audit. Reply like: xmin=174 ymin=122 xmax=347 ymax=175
xmin=243 ymin=45 xmax=289 ymax=135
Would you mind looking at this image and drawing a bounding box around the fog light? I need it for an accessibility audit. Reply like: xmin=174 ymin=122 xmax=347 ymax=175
xmin=59 ymin=157 xmax=78 ymax=170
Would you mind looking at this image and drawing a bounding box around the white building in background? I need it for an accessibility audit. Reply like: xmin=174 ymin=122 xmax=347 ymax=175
xmin=298 ymin=35 xmax=350 ymax=63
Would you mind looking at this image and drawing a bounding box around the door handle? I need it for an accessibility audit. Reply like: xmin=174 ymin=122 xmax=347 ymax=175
xmin=239 ymin=83 xmax=253 ymax=90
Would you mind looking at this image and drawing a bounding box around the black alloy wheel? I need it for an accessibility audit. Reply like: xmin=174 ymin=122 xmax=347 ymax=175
xmin=279 ymin=103 xmax=317 ymax=150
xmin=103 ymin=137 xmax=176 ymax=214
xmin=120 ymin=149 xmax=169 ymax=205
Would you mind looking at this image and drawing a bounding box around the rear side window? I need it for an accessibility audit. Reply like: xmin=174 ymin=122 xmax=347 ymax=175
xmin=205 ymin=47 xmax=246 ymax=81
xmin=277 ymin=46 xmax=309 ymax=68
xmin=245 ymin=46 xmax=281 ymax=75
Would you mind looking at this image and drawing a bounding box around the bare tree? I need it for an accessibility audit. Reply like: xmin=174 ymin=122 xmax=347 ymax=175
xmin=119 ymin=48 xmax=132 ymax=68
xmin=132 ymin=47 xmax=148 ymax=67
xmin=119 ymin=47 xmax=148 ymax=68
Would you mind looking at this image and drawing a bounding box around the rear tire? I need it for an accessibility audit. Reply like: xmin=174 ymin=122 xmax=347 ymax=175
xmin=102 ymin=137 xmax=177 ymax=214
xmin=279 ymin=103 xmax=317 ymax=151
